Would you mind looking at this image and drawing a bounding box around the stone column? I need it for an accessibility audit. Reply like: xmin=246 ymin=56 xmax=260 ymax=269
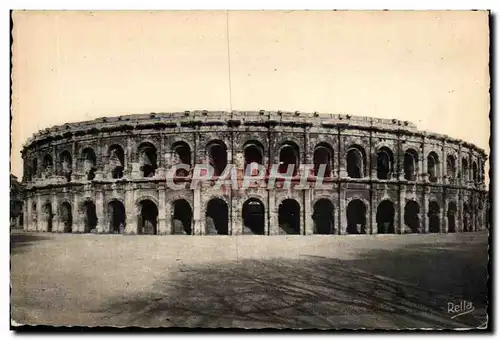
xmin=231 ymin=193 xmax=241 ymax=235
xmin=398 ymin=186 xmax=406 ymax=234
xmin=158 ymin=185 xmax=168 ymax=235
xmin=303 ymin=189 xmax=313 ymax=235
xmin=95 ymin=189 xmax=105 ymax=233
xmin=420 ymin=139 xmax=427 ymax=182
xmin=125 ymin=185 xmax=137 ymax=234
xmin=51 ymin=193 xmax=60 ymax=232
xmin=72 ymin=194 xmax=80 ymax=233
xmin=370 ymin=195 xmax=377 ymax=235
xmin=23 ymin=199 xmax=29 ymax=231
xmin=339 ymin=185 xmax=347 ymax=235
xmin=442 ymin=198 xmax=448 ymax=233
xmin=338 ymin=131 xmax=347 ymax=178
xmin=193 ymin=186 xmax=202 ymax=235
xmin=458 ymin=190 xmax=464 ymax=232
xmin=36 ymin=194 xmax=42 ymax=232
xmin=423 ymin=189 xmax=429 ymax=233
xmin=268 ymin=190 xmax=277 ymax=235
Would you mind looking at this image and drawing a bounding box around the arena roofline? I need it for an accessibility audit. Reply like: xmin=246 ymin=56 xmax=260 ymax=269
xmin=21 ymin=111 xmax=487 ymax=157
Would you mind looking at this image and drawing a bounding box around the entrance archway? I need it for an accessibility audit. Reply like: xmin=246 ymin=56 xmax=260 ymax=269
xmin=59 ymin=202 xmax=73 ymax=233
xmin=82 ymin=201 xmax=97 ymax=233
xmin=313 ymin=199 xmax=335 ymax=234
xmin=108 ymin=200 xmax=126 ymax=233
xmin=138 ymin=199 xmax=158 ymax=234
xmin=447 ymin=201 xmax=457 ymax=233
xmin=376 ymin=200 xmax=395 ymax=234
xmin=242 ymin=198 xmax=265 ymax=235
xmin=278 ymin=199 xmax=301 ymax=234
xmin=206 ymin=198 xmax=229 ymax=235
xmin=172 ymin=199 xmax=193 ymax=235
xmin=347 ymin=199 xmax=366 ymax=234
xmin=428 ymin=201 xmax=440 ymax=233
xmin=404 ymin=200 xmax=420 ymax=233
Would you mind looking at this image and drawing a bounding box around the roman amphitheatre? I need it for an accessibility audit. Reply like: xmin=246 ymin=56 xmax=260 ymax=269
xmin=19 ymin=110 xmax=488 ymax=236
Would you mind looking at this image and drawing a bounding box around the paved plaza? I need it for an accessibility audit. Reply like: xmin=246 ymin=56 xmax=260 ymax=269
xmin=11 ymin=231 xmax=488 ymax=329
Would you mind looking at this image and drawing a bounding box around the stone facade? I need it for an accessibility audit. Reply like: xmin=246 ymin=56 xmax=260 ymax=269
xmin=21 ymin=111 xmax=488 ymax=235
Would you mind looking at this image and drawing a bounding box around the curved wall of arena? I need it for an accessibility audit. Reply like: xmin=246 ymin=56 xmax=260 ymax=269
xmin=21 ymin=110 xmax=488 ymax=236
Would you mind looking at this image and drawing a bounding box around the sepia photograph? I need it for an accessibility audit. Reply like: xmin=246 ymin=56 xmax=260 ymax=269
xmin=9 ymin=9 xmax=491 ymax=330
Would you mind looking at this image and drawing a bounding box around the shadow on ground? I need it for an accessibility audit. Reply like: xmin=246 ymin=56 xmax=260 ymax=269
xmin=10 ymin=233 xmax=52 ymax=255
xmin=95 ymin=238 xmax=488 ymax=329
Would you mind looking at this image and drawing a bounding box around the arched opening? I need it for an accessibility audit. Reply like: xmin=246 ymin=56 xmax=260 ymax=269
xmin=376 ymin=147 xmax=394 ymax=180
xmin=446 ymin=155 xmax=456 ymax=182
xmin=313 ymin=143 xmax=333 ymax=178
xmin=463 ymin=202 xmax=472 ymax=232
xmin=427 ymin=152 xmax=439 ymax=183
xmin=462 ymin=158 xmax=469 ymax=182
xmin=109 ymin=145 xmax=125 ymax=179
xmin=60 ymin=151 xmax=73 ymax=182
xmin=346 ymin=145 xmax=366 ymax=178
xmin=404 ymin=149 xmax=418 ymax=181
xmin=207 ymin=140 xmax=228 ymax=177
xmin=428 ymin=201 xmax=440 ymax=233
xmin=206 ymin=198 xmax=229 ymax=235
xmin=42 ymin=202 xmax=53 ymax=232
xmin=138 ymin=143 xmax=158 ymax=178
xmin=313 ymin=199 xmax=335 ymax=234
xmin=108 ymin=200 xmax=126 ymax=234
xmin=138 ymin=199 xmax=158 ymax=235
xmin=376 ymin=200 xmax=395 ymax=234
xmin=82 ymin=201 xmax=97 ymax=233
xmin=447 ymin=201 xmax=457 ymax=233
xmin=172 ymin=199 xmax=193 ymax=235
xmin=404 ymin=200 xmax=420 ymax=233
xmin=82 ymin=148 xmax=97 ymax=180
xmin=42 ymin=154 xmax=54 ymax=176
xmin=243 ymin=141 xmax=264 ymax=176
xmin=278 ymin=142 xmax=299 ymax=176
xmin=278 ymin=199 xmax=301 ymax=234
xmin=59 ymin=202 xmax=73 ymax=233
xmin=242 ymin=198 xmax=265 ymax=235
xmin=472 ymin=161 xmax=478 ymax=184
xmin=346 ymin=199 xmax=366 ymax=234
xmin=172 ymin=141 xmax=192 ymax=177
xmin=31 ymin=158 xmax=38 ymax=180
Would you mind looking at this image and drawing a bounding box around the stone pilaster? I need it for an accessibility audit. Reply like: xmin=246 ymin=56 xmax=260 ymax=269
xmin=398 ymin=186 xmax=406 ymax=234
xmin=51 ymin=193 xmax=60 ymax=232
xmin=442 ymin=199 xmax=448 ymax=233
xmin=423 ymin=188 xmax=429 ymax=233
xmin=124 ymin=185 xmax=137 ymax=234
xmin=304 ymin=188 xmax=314 ymax=235
xmin=193 ymin=186 xmax=202 ymax=235
xmin=158 ymin=185 xmax=168 ymax=235
xmin=95 ymin=189 xmax=105 ymax=233
xmin=268 ymin=190 xmax=277 ymax=235
xmin=370 ymin=195 xmax=377 ymax=234
xmin=339 ymin=185 xmax=347 ymax=235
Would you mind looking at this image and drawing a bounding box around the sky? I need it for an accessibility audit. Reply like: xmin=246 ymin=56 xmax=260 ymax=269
xmin=11 ymin=10 xmax=490 ymax=180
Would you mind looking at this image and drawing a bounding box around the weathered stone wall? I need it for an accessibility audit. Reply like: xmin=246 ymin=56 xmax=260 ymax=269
xmin=21 ymin=111 xmax=488 ymax=235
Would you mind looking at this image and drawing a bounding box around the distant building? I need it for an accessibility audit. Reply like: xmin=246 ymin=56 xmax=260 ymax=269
xmin=10 ymin=174 xmax=24 ymax=229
